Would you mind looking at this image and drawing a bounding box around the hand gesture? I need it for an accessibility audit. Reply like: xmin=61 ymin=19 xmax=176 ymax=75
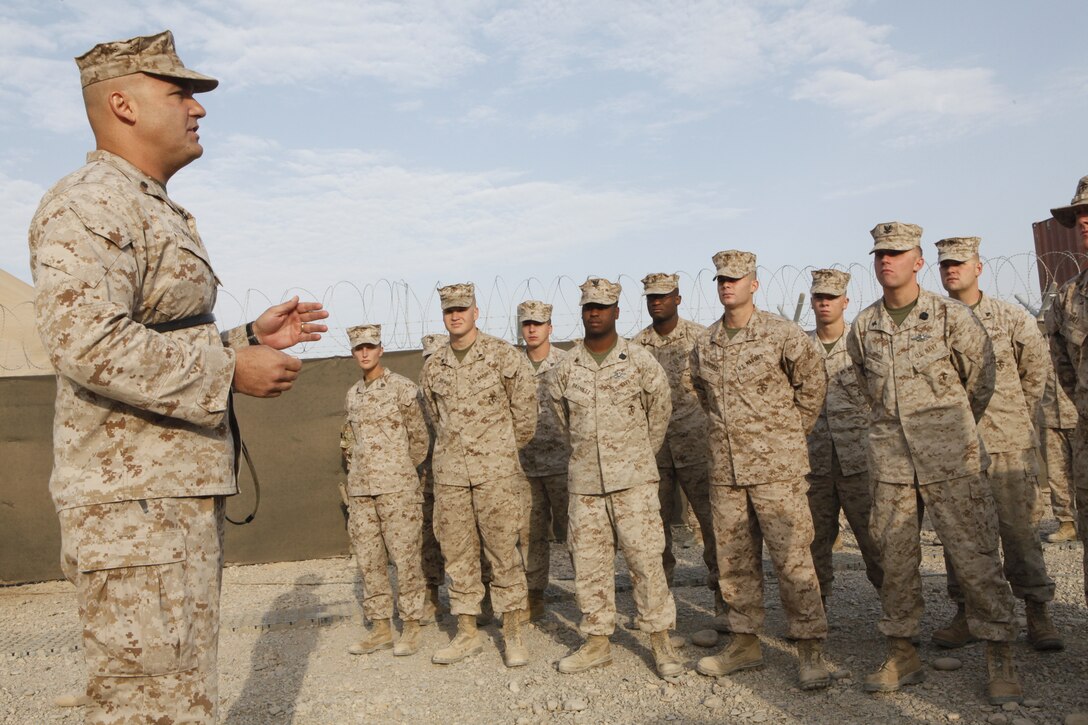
xmin=252 ymin=296 xmax=329 ymax=350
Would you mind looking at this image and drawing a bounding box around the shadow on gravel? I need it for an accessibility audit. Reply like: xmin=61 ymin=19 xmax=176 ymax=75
xmin=226 ymin=574 xmax=322 ymax=724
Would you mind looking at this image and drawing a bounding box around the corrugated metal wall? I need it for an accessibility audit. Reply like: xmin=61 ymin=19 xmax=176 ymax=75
xmin=1033 ymin=217 xmax=1083 ymax=295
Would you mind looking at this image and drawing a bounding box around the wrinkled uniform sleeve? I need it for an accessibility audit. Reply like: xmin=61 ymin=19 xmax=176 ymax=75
xmin=690 ymin=336 xmax=710 ymax=412
xmin=1010 ymin=308 xmax=1048 ymax=417
xmin=948 ymin=304 xmax=995 ymax=423
xmin=502 ymin=347 xmax=539 ymax=449
xmin=548 ymin=359 xmax=571 ymax=436
xmin=642 ymin=355 xmax=672 ymax=454
xmin=32 ymin=199 xmax=233 ymax=428
xmin=783 ymin=326 xmax=827 ymax=434
xmin=1045 ymin=289 xmax=1078 ymax=402
xmin=418 ymin=356 xmax=441 ymax=431
xmin=846 ymin=320 xmax=875 ymax=408
xmin=403 ymin=384 xmax=431 ymax=468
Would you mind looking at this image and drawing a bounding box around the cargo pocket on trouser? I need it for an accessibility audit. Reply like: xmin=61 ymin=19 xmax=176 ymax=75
xmin=77 ymin=529 xmax=196 ymax=677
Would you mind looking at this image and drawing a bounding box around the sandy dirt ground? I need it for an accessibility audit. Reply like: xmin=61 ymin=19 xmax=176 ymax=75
xmin=2 ymin=522 xmax=1086 ymax=725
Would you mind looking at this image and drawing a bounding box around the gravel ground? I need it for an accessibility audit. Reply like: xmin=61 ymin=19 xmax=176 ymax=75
xmin=2 ymin=521 xmax=1086 ymax=725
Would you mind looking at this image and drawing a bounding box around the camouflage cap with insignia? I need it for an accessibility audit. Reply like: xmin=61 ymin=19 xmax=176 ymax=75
xmin=1050 ymin=176 xmax=1088 ymax=228
xmin=517 ymin=300 xmax=552 ymax=324
xmin=810 ymin=269 xmax=851 ymax=296
xmin=75 ymin=30 xmax=218 ymax=92
xmin=935 ymin=237 xmax=981 ymax=263
xmin=869 ymin=221 xmax=923 ymax=254
xmin=579 ymin=277 xmax=621 ymax=306
xmin=421 ymin=333 xmax=448 ymax=358
xmin=641 ymin=272 xmax=679 ymax=295
xmin=712 ymin=250 xmax=756 ymax=279
xmin=437 ymin=282 xmax=476 ymax=310
xmin=347 ymin=324 xmax=381 ymax=349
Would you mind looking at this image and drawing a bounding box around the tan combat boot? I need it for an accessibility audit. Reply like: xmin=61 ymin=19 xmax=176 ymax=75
xmin=527 ymin=589 xmax=546 ymax=622
xmin=696 ymin=633 xmax=763 ymax=677
xmin=558 ymin=635 xmax=613 ymax=674
xmin=797 ymin=639 xmax=831 ymax=691
xmin=650 ymin=630 xmax=685 ymax=678
xmin=1025 ymin=600 xmax=1064 ymax=651
xmin=503 ymin=608 xmax=530 ymax=667
xmin=863 ymin=637 xmax=924 ymax=692
xmin=394 ymin=620 xmax=422 ymax=657
xmin=432 ymin=614 xmax=484 ymax=664
xmin=1046 ymin=521 xmax=1077 ymax=543
xmin=985 ymin=641 xmax=1023 ymax=705
xmin=348 ymin=618 xmax=394 ymax=655
xmin=712 ymin=590 xmax=732 ymax=633
xmin=931 ymin=603 xmax=978 ymax=648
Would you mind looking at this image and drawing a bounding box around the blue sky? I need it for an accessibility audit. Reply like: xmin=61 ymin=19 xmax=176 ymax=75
xmin=1 ymin=1 xmax=1085 ymax=354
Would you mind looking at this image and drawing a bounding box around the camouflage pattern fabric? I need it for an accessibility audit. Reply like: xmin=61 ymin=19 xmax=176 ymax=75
xmin=657 ymin=464 xmax=717 ymax=589
xmin=631 ymin=317 xmax=717 ymax=590
xmin=521 ymin=473 xmax=569 ymax=590
xmin=58 ymin=496 xmax=225 ymax=725
xmin=870 ymin=474 xmax=1016 ymax=641
xmin=806 ymin=455 xmax=883 ymax=597
xmin=943 ymin=449 xmax=1054 ymax=603
xmin=346 ymin=491 xmax=426 ymax=621
xmin=433 ymin=476 xmax=528 ymax=615
xmin=340 ymin=369 xmax=429 ymax=495
xmin=420 ymin=331 xmax=538 ymax=486
xmin=30 ymin=150 xmax=252 ymax=722
xmin=548 ymin=339 xmax=671 ymax=494
xmin=1038 ymin=366 xmax=1077 ymax=522
xmin=568 ymin=486 xmax=676 ymax=635
xmin=709 ymin=479 xmax=827 ymax=639
xmin=1073 ymin=427 xmax=1088 ymax=605
xmin=1038 ymin=364 xmax=1078 ymax=430
xmin=690 ymin=309 xmax=826 ymax=486
xmin=420 ymin=486 xmax=445 ymax=589
xmin=519 ymin=345 xmax=571 ymax=477
xmin=846 ymin=289 xmax=996 ymax=484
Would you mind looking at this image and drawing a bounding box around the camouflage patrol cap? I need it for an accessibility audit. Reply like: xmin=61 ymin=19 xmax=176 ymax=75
xmin=810 ymin=269 xmax=851 ymax=296
xmin=421 ymin=333 xmax=448 ymax=359
xmin=869 ymin=221 xmax=922 ymax=253
xmin=579 ymin=277 xmax=621 ymax=306
xmin=437 ymin=283 xmax=476 ymax=310
xmin=935 ymin=237 xmax=981 ymax=263
xmin=1050 ymin=176 xmax=1088 ymax=228
xmin=75 ymin=30 xmax=218 ymax=92
xmin=712 ymin=250 xmax=756 ymax=279
xmin=641 ymin=272 xmax=679 ymax=295
xmin=517 ymin=300 xmax=552 ymax=324
xmin=347 ymin=324 xmax=381 ymax=349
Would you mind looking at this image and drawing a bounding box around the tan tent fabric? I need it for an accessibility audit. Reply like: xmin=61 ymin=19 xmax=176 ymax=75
xmin=0 ymin=269 xmax=51 ymax=377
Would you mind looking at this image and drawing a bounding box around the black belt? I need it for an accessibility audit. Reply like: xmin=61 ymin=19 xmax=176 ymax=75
xmin=145 ymin=311 xmax=260 ymax=525
xmin=147 ymin=312 xmax=217 ymax=333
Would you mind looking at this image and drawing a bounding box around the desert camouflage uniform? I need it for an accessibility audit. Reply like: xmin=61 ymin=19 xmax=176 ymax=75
xmin=519 ymin=345 xmax=571 ymax=591
xmin=805 ymin=331 xmax=883 ymax=597
xmin=31 ymin=150 xmax=246 ymax=724
xmin=340 ymin=368 xmax=430 ymax=621
xmin=549 ymin=339 xmax=676 ymax=635
xmin=1045 ymin=270 xmax=1088 ymax=601
xmin=1037 ymin=367 xmax=1077 ymax=523
xmin=418 ymin=405 xmax=445 ymax=590
xmin=632 ymin=318 xmax=717 ymax=589
xmin=691 ymin=309 xmax=828 ymax=640
xmin=942 ymin=294 xmax=1053 ymax=603
xmin=420 ymin=332 xmax=537 ymax=615
xmin=847 ymin=288 xmax=1017 ymax=641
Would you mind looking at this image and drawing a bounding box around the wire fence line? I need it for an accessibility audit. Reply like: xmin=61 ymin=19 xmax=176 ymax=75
xmin=2 ymin=251 xmax=1083 ymax=372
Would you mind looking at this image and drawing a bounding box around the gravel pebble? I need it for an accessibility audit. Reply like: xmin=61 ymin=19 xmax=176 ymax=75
xmin=1002 ymin=702 xmax=1021 ymax=712
xmin=691 ymin=629 xmax=719 ymax=647
xmin=1065 ymin=716 xmax=1088 ymax=725
xmin=987 ymin=715 xmax=1008 ymax=725
xmin=933 ymin=657 xmax=963 ymax=671
xmin=703 ymin=695 xmax=723 ymax=709
xmin=563 ymin=698 xmax=588 ymax=712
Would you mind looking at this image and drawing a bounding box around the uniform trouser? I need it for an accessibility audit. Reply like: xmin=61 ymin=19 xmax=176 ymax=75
xmin=520 ymin=473 xmax=569 ymax=591
xmin=434 ymin=475 xmax=529 ymax=615
xmin=1040 ymin=425 xmax=1077 ymax=522
xmin=568 ymin=484 xmax=676 ymax=636
xmin=871 ymin=474 xmax=1016 ymax=641
xmin=943 ymin=450 xmax=1055 ymax=603
xmin=421 ymin=485 xmax=445 ymax=588
xmin=347 ymin=490 xmax=427 ymax=621
xmin=710 ymin=479 xmax=827 ymax=639
xmin=1072 ymin=424 xmax=1088 ymax=605
xmin=658 ymin=463 xmax=718 ymax=589
xmin=58 ymin=496 xmax=224 ymax=725
xmin=806 ymin=454 xmax=883 ymax=597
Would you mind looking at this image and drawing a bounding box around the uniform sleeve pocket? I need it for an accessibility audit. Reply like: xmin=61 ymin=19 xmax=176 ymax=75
xmin=76 ymin=530 xmax=197 ymax=677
